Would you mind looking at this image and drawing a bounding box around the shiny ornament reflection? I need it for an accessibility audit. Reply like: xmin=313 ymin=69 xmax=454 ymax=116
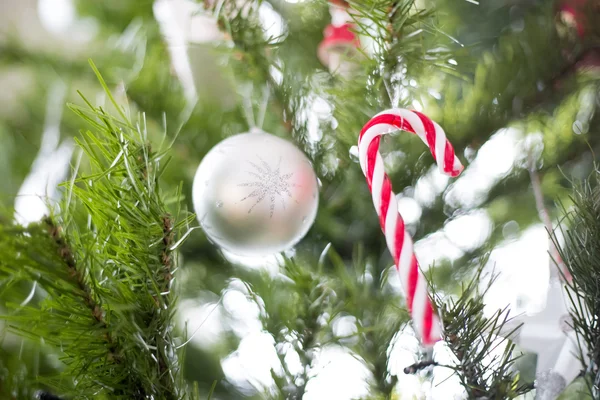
xmin=192 ymin=130 xmax=319 ymax=256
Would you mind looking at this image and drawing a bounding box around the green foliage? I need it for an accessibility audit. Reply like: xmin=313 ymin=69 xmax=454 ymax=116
xmin=554 ymin=170 xmax=600 ymax=399
xmin=0 ymin=64 xmax=192 ymax=399
xmin=233 ymin=244 xmax=410 ymax=399
xmin=431 ymin=267 xmax=532 ymax=399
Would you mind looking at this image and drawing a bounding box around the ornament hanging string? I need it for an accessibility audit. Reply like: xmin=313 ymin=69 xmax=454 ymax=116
xmin=358 ymin=108 xmax=463 ymax=345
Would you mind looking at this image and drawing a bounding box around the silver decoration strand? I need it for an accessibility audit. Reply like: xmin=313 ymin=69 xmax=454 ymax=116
xmin=535 ymin=370 xmax=567 ymax=400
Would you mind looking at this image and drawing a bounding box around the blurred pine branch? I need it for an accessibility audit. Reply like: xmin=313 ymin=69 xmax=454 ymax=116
xmin=0 ymin=62 xmax=192 ymax=399
xmin=431 ymin=266 xmax=533 ymax=399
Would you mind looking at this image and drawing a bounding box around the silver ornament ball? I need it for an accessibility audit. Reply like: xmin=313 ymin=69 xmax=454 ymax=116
xmin=192 ymin=130 xmax=319 ymax=256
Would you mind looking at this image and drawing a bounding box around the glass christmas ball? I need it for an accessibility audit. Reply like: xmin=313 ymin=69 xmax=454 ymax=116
xmin=192 ymin=130 xmax=319 ymax=256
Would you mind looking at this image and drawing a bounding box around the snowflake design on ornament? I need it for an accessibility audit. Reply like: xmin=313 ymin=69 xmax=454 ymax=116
xmin=239 ymin=157 xmax=295 ymax=217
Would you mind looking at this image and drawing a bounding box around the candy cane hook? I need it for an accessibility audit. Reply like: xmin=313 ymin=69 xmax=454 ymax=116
xmin=358 ymin=108 xmax=463 ymax=345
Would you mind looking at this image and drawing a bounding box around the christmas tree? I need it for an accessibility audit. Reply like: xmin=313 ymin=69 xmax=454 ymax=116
xmin=1 ymin=0 xmax=600 ymax=399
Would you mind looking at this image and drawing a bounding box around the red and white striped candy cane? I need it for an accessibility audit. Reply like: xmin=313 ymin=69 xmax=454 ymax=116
xmin=358 ymin=108 xmax=464 ymax=346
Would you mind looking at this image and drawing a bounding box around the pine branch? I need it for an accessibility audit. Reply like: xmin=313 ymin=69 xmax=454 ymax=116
xmin=553 ymin=170 xmax=600 ymax=398
xmin=431 ymin=267 xmax=532 ymax=399
xmin=320 ymin=245 xmax=407 ymax=398
xmin=252 ymin=259 xmax=328 ymax=399
xmin=160 ymin=214 xmax=175 ymax=303
xmin=43 ymin=217 xmax=120 ymax=360
xmin=0 ymin=63 xmax=190 ymax=399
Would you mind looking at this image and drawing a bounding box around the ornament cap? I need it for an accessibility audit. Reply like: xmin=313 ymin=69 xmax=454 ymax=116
xmin=249 ymin=126 xmax=264 ymax=135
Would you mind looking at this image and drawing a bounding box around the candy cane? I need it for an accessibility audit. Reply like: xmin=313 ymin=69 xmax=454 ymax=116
xmin=358 ymin=108 xmax=464 ymax=345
